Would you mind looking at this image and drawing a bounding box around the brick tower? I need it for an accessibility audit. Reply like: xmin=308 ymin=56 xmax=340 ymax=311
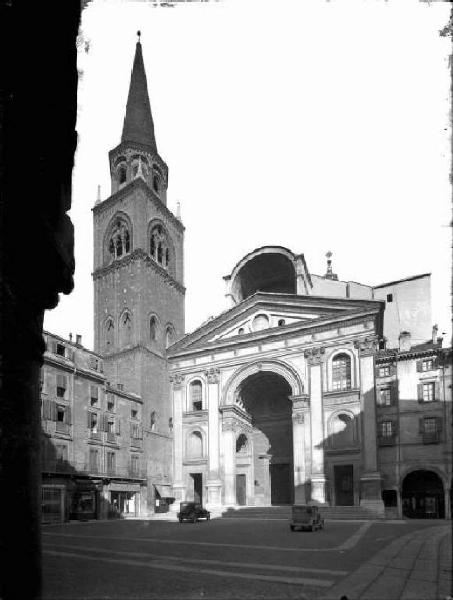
xmin=92 ymin=35 xmax=185 ymax=509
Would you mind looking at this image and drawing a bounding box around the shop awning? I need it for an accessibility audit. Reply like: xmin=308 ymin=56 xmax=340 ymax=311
xmin=154 ymin=484 xmax=173 ymax=498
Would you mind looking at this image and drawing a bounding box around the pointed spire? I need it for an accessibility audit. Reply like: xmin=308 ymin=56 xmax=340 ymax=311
xmin=121 ymin=33 xmax=157 ymax=151
xmin=95 ymin=184 xmax=101 ymax=205
xmin=176 ymin=200 xmax=181 ymax=220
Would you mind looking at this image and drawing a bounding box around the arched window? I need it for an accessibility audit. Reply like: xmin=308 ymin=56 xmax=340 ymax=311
xmin=165 ymin=325 xmax=174 ymax=349
xmin=105 ymin=318 xmax=114 ymax=350
xmin=189 ymin=380 xmax=203 ymax=412
xmin=330 ymin=413 xmax=354 ymax=447
xmin=332 ymin=353 xmax=352 ymax=391
xmin=236 ymin=433 xmax=249 ymax=454
xmin=153 ymin=174 xmax=160 ymax=194
xmin=150 ymin=224 xmax=171 ymax=270
xmin=117 ymin=164 xmax=127 ymax=185
xmin=108 ymin=218 xmax=131 ymax=262
xmin=120 ymin=311 xmax=132 ymax=346
xmin=150 ymin=316 xmax=158 ymax=342
xmin=187 ymin=431 xmax=203 ymax=458
xmin=131 ymin=155 xmax=148 ymax=181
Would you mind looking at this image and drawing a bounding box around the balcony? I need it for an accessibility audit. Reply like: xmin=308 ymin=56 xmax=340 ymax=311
xmin=89 ymin=430 xmax=102 ymax=441
xmin=422 ymin=431 xmax=440 ymax=444
xmin=55 ymin=422 xmax=70 ymax=435
xmin=378 ymin=435 xmax=397 ymax=446
xmin=106 ymin=432 xmax=117 ymax=444
xmin=130 ymin=437 xmax=143 ymax=449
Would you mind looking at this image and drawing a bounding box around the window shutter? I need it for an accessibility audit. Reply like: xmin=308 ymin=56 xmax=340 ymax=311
xmin=50 ymin=400 xmax=57 ymax=422
xmin=52 ymin=341 xmax=57 ymax=354
xmin=43 ymin=399 xmax=51 ymax=420
xmin=416 ymin=360 xmax=423 ymax=373
xmin=419 ymin=418 xmax=425 ymax=434
xmin=390 ymin=364 xmax=397 ymax=377
xmin=417 ymin=383 xmax=424 ymax=402
xmin=65 ymin=406 xmax=72 ymax=425
xmin=432 ymin=356 xmax=440 ymax=369
xmin=390 ymin=381 xmax=398 ymax=405
xmin=434 ymin=382 xmax=440 ymax=401
xmin=57 ymin=374 xmax=67 ymax=388
xmin=375 ymin=365 xmax=381 ymax=378
xmin=139 ymin=424 xmax=143 ymax=439
xmin=102 ymin=412 xmax=108 ymax=432
xmin=116 ymin=419 xmax=121 ymax=436
xmin=87 ymin=410 xmax=91 ymax=428
xmin=436 ymin=417 xmax=443 ymax=433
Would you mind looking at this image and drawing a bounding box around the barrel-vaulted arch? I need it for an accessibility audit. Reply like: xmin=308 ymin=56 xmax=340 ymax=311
xmin=228 ymin=246 xmax=297 ymax=303
xmin=221 ymin=359 xmax=303 ymax=406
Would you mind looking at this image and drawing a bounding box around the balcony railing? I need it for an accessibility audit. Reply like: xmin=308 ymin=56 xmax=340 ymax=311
xmin=422 ymin=431 xmax=440 ymax=444
xmin=89 ymin=430 xmax=102 ymax=440
xmin=55 ymin=422 xmax=70 ymax=435
xmin=106 ymin=432 xmax=117 ymax=444
xmin=378 ymin=434 xmax=397 ymax=446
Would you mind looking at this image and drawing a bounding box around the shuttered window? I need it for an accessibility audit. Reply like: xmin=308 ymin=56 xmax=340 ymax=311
xmin=56 ymin=374 xmax=67 ymax=398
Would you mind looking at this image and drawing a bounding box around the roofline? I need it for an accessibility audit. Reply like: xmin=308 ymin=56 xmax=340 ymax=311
xmin=43 ymin=330 xmax=102 ymax=358
xmin=373 ymin=273 xmax=431 ymax=289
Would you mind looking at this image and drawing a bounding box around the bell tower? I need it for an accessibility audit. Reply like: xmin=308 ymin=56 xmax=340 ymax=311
xmin=92 ymin=33 xmax=185 ymax=503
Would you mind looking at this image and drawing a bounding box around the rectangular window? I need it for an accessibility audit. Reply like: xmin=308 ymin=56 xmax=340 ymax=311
xmin=107 ymin=395 xmax=115 ymax=412
xmin=422 ymin=382 xmax=435 ymax=402
xmin=332 ymin=355 xmax=352 ymax=391
xmin=380 ymin=421 xmax=393 ymax=437
xmin=56 ymin=343 xmax=66 ymax=357
xmin=386 ymin=294 xmax=393 ymax=303
xmin=89 ymin=448 xmax=99 ymax=472
xmin=107 ymin=420 xmax=115 ymax=434
xmin=378 ymin=388 xmax=392 ymax=406
xmin=130 ymin=455 xmax=139 ymax=476
xmin=423 ymin=417 xmax=437 ymax=434
xmin=89 ymin=356 xmax=99 ymax=371
xmin=131 ymin=423 xmax=139 ymax=439
xmin=131 ymin=408 xmax=138 ymax=419
xmin=55 ymin=444 xmax=68 ymax=462
xmin=56 ymin=374 xmax=67 ymax=398
xmin=107 ymin=451 xmax=116 ymax=474
xmin=90 ymin=385 xmax=99 ymax=407
xmin=422 ymin=359 xmax=434 ymax=372
xmin=89 ymin=412 xmax=98 ymax=433
xmin=379 ymin=366 xmax=390 ymax=377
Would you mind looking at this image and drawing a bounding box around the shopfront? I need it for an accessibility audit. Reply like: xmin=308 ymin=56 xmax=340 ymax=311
xmin=108 ymin=482 xmax=141 ymax=518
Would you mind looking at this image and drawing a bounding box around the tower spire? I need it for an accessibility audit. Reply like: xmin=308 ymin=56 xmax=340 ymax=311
xmin=121 ymin=33 xmax=157 ymax=150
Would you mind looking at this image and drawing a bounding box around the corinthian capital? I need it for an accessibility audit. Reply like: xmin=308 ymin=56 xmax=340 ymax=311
xmin=304 ymin=346 xmax=326 ymax=365
xmin=169 ymin=373 xmax=185 ymax=389
xmin=205 ymin=367 xmax=220 ymax=384
xmin=354 ymin=337 xmax=378 ymax=356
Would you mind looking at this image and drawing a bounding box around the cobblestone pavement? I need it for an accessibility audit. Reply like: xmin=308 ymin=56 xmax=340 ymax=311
xmin=322 ymin=524 xmax=452 ymax=600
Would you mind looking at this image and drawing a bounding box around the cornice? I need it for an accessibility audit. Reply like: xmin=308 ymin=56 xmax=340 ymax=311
xmin=92 ymin=178 xmax=184 ymax=234
xmin=92 ymin=248 xmax=185 ymax=295
xmin=168 ymin=309 xmax=380 ymax=359
xmin=376 ymin=347 xmax=450 ymax=363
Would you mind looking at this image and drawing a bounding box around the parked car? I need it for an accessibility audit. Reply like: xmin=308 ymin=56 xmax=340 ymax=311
xmin=177 ymin=502 xmax=210 ymax=523
xmin=290 ymin=504 xmax=324 ymax=532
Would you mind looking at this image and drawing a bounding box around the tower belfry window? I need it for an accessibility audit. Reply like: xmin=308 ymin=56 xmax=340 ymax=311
xmin=150 ymin=224 xmax=170 ymax=270
xmin=108 ymin=218 xmax=131 ymax=262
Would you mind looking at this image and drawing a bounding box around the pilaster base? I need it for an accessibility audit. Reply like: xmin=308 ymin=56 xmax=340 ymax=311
xmin=206 ymin=480 xmax=223 ymax=507
xmin=170 ymin=484 xmax=186 ymax=511
xmin=310 ymin=474 xmax=328 ymax=505
xmin=360 ymin=473 xmax=384 ymax=517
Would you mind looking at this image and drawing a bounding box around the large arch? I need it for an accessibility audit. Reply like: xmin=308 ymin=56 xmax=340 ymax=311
xmin=221 ymin=359 xmax=303 ymax=406
xmin=402 ymin=469 xmax=445 ymax=519
xmin=236 ymin=370 xmax=294 ymax=505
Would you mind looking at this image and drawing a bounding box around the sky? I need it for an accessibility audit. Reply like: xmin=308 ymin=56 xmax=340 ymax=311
xmin=44 ymin=0 xmax=452 ymax=350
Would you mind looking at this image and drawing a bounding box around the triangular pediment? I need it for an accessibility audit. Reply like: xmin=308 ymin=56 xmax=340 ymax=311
xmin=167 ymin=292 xmax=383 ymax=356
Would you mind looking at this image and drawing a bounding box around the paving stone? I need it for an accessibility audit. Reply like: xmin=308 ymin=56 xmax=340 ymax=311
xmin=360 ymin=573 xmax=407 ymax=600
xmin=400 ymin=577 xmax=437 ymax=600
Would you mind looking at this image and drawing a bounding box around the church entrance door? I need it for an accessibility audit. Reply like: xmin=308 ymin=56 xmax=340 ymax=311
xmin=334 ymin=465 xmax=354 ymax=506
xmin=190 ymin=473 xmax=203 ymax=505
xmin=236 ymin=474 xmax=247 ymax=505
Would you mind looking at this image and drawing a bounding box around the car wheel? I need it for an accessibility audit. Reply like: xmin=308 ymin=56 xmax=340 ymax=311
xmin=206 ymin=514 xmax=210 ymax=521
xmin=191 ymin=514 xmax=197 ymax=523
xmin=290 ymin=525 xmax=295 ymax=531
xmin=178 ymin=518 xmax=183 ymax=523
xmin=310 ymin=525 xmax=314 ymax=532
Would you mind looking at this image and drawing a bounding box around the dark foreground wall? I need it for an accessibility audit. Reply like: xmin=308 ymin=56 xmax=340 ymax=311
xmin=0 ymin=2 xmax=80 ymax=598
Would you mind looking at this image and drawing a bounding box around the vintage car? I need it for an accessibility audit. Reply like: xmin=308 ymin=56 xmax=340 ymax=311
xmin=289 ymin=504 xmax=324 ymax=532
xmin=177 ymin=501 xmax=211 ymax=523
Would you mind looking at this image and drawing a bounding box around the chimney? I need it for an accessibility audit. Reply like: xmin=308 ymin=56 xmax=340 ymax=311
xmin=176 ymin=200 xmax=181 ymax=220
xmin=76 ymin=334 xmax=82 ymax=345
xmin=398 ymin=331 xmax=411 ymax=352
xmin=432 ymin=324 xmax=438 ymax=345
xmin=69 ymin=333 xmax=73 ymax=342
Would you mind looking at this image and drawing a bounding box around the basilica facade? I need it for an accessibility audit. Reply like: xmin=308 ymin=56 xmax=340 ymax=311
xmin=41 ymin=37 xmax=452 ymax=522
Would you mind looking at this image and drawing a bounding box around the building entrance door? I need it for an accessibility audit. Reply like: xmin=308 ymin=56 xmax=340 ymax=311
xmin=190 ymin=473 xmax=203 ymax=504
xmin=334 ymin=465 xmax=354 ymax=506
xmin=270 ymin=463 xmax=292 ymax=505
xmin=236 ymin=474 xmax=247 ymax=505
